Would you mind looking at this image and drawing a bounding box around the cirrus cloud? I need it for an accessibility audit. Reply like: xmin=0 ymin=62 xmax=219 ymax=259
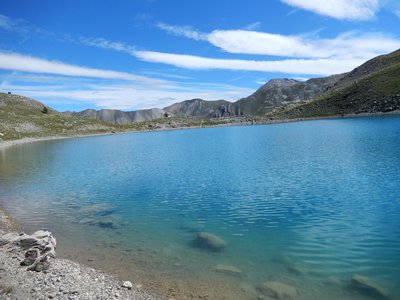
xmin=280 ymin=0 xmax=380 ymax=20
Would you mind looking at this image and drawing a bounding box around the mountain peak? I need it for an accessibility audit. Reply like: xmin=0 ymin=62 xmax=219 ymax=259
xmin=264 ymin=78 xmax=299 ymax=88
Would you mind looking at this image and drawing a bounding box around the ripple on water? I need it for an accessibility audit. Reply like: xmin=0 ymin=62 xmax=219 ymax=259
xmin=1 ymin=117 xmax=400 ymax=299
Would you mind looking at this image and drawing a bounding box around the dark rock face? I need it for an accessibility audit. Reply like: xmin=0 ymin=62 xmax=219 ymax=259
xmin=0 ymin=230 xmax=56 ymax=272
xmin=192 ymin=232 xmax=226 ymax=252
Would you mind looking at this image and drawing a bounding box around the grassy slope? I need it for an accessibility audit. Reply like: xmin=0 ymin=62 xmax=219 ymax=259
xmin=271 ymin=50 xmax=400 ymax=119
xmin=0 ymin=93 xmax=208 ymax=141
xmin=0 ymin=93 xmax=118 ymax=140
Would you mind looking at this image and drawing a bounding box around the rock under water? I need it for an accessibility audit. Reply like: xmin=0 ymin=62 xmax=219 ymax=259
xmin=192 ymin=232 xmax=226 ymax=252
xmin=350 ymin=274 xmax=391 ymax=299
xmin=257 ymin=281 xmax=298 ymax=300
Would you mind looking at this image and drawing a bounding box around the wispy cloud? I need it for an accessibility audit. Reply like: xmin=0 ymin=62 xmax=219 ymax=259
xmin=80 ymin=37 xmax=137 ymax=55
xmin=243 ymin=22 xmax=262 ymax=31
xmin=155 ymin=23 xmax=207 ymax=41
xmin=279 ymin=0 xmax=379 ymax=20
xmin=0 ymin=14 xmax=30 ymax=33
xmin=134 ymin=51 xmax=365 ymax=75
xmin=1 ymin=75 xmax=253 ymax=110
xmin=0 ymin=51 xmax=163 ymax=84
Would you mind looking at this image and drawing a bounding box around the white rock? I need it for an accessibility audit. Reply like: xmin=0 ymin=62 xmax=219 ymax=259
xmin=122 ymin=281 xmax=133 ymax=290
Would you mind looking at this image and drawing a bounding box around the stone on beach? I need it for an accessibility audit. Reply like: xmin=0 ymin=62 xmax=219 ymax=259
xmin=0 ymin=230 xmax=56 ymax=272
xmin=193 ymin=232 xmax=226 ymax=252
xmin=257 ymin=281 xmax=298 ymax=300
xmin=122 ymin=281 xmax=133 ymax=290
xmin=350 ymin=274 xmax=390 ymax=299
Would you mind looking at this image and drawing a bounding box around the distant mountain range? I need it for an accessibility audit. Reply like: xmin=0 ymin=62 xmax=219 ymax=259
xmin=1 ymin=48 xmax=399 ymax=141
xmin=65 ymin=73 xmax=347 ymax=124
xmin=65 ymin=48 xmax=400 ymax=124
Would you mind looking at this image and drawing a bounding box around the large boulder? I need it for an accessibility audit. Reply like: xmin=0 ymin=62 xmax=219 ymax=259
xmin=0 ymin=230 xmax=56 ymax=272
xmin=257 ymin=281 xmax=298 ymax=300
xmin=350 ymin=275 xmax=390 ymax=299
xmin=192 ymin=232 xmax=226 ymax=252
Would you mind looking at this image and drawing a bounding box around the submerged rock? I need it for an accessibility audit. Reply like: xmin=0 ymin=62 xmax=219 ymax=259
xmin=193 ymin=232 xmax=226 ymax=252
xmin=287 ymin=264 xmax=306 ymax=276
xmin=213 ymin=264 xmax=242 ymax=276
xmin=96 ymin=218 xmax=121 ymax=229
xmin=350 ymin=274 xmax=390 ymax=299
xmin=257 ymin=281 xmax=298 ymax=300
xmin=79 ymin=204 xmax=115 ymax=216
xmin=78 ymin=218 xmax=96 ymax=225
xmin=0 ymin=230 xmax=56 ymax=272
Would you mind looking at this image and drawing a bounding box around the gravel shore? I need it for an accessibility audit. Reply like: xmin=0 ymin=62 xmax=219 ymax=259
xmin=0 ymin=208 xmax=166 ymax=300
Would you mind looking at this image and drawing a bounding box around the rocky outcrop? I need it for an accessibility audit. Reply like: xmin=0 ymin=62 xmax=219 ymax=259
xmin=235 ymin=75 xmax=345 ymax=115
xmin=71 ymin=108 xmax=166 ymax=125
xmin=0 ymin=230 xmax=56 ymax=272
xmin=192 ymin=232 xmax=226 ymax=252
xmin=165 ymin=98 xmax=239 ymax=118
xmin=257 ymin=281 xmax=298 ymax=300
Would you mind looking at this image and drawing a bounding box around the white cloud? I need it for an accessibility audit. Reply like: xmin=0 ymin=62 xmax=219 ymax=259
xmin=156 ymin=23 xmax=207 ymax=41
xmin=83 ymin=31 xmax=400 ymax=76
xmin=154 ymin=23 xmax=400 ymax=68
xmin=280 ymin=0 xmax=380 ymax=20
xmin=0 ymin=51 xmax=163 ymax=84
xmin=156 ymin=23 xmax=400 ymax=60
xmin=134 ymin=50 xmax=366 ymax=75
xmin=1 ymin=77 xmax=253 ymax=111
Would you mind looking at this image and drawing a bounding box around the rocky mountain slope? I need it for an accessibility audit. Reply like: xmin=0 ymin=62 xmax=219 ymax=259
xmin=271 ymin=49 xmax=400 ymax=118
xmin=235 ymin=74 xmax=345 ymax=115
xmin=164 ymin=98 xmax=239 ymax=118
xmin=69 ymin=108 xmax=166 ymax=125
xmin=68 ymin=75 xmax=346 ymax=124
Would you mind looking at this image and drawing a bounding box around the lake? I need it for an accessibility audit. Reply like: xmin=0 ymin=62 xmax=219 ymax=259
xmin=1 ymin=116 xmax=400 ymax=300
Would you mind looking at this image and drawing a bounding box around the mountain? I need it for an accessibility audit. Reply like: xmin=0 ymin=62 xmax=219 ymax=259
xmin=70 ymin=108 xmax=166 ymax=125
xmin=70 ymin=76 xmax=344 ymax=124
xmin=235 ymin=75 xmax=345 ymax=115
xmin=271 ymin=49 xmax=400 ymax=118
xmin=0 ymin=93 xmax=116 ymax=140
xmin=164 ymin=98 xmax=239 ymax=118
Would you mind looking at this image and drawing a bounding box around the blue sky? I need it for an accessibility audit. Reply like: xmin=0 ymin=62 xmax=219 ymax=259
xmin=0 ymin=0 xmax=399 ymax=111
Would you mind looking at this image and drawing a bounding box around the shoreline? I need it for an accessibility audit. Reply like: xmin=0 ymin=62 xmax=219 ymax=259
xmin=0 ymin=207 xmax=166 ymax=300
xmin=1 ymin=111 xmax=399 ymax=151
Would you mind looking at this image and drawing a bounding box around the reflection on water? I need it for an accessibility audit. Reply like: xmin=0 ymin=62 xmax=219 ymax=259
xmin=1 ymin=117 xmax=400 ymax=299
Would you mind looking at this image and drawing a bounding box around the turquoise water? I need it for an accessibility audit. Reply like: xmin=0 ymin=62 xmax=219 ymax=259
xmin=1 ymin=117 xmax=400 ymax=299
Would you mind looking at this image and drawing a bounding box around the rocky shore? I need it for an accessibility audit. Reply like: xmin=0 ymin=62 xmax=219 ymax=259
xmin=0 ymin=207 xmax=165 ymax=300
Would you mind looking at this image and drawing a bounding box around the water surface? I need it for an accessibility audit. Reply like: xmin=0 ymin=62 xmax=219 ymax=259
xmin=1 ymin=117 xmax=400 ymax=299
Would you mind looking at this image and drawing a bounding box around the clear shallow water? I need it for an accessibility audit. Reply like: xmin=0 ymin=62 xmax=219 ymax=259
xmin=1 ymin=117 xmax=400 ymax=299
